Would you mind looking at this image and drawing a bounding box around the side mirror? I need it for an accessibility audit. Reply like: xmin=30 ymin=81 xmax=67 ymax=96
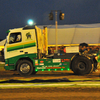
xmin=6 ymin=36 xmax=9 ymax=44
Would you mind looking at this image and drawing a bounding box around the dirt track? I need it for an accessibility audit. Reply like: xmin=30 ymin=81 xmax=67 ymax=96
xmin=0 ymin=69 xmax=100 ymax=100
xmin=0 ymin=88 xmax=100 ymax=100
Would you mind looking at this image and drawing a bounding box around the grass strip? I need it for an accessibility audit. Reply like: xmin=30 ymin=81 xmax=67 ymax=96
xmin=0 ymin=81 xmax=100 ymax=89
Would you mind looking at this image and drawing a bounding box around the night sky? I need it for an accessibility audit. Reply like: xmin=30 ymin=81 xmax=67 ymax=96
xmin=0 ymin=0 xmax=100 ymax=39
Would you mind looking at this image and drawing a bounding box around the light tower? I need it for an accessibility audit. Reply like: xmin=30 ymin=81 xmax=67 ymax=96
xmin=49 ymin=10 xmax=65 ymax=53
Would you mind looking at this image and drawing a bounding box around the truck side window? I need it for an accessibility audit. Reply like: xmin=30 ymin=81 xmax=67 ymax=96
xmin=9 ymin=32 xmax=22 ymax=44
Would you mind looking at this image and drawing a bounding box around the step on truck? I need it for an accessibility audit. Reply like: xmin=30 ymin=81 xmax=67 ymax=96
xmin=4 ymin=25 xmax=98 ymax=76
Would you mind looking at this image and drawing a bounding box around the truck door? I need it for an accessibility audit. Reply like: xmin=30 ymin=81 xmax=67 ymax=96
xmin=5 ymin=32 xmax=24 ymax=66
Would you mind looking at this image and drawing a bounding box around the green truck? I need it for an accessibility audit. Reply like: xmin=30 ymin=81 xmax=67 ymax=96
xmin=4 ymin=25 xmax=98 ymax=76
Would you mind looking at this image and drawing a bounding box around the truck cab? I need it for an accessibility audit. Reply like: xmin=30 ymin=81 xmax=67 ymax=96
xmin=5 ymin=26 xmax=44 ymax=70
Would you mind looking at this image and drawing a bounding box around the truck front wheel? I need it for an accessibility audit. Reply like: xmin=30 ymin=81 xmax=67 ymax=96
xmin=71 ymin=56 xmax=93 ymax=75
xmin=17 ymin=60 xmax=33 ymax=76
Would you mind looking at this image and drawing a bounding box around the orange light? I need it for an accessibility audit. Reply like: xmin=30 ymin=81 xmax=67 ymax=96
xmin=5 ymin=64 xmax=8 ymax=66
xmin=35 ymin=64 xmax=38 ymax=65
xmin=95 ymin=56 xmax=98 ymax=60
xmin=40 ymin=61 xmax=44 ymax=63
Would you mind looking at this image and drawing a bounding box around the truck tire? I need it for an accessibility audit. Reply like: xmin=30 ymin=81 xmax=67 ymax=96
xmin=17 ymin=60 xmax=33 ymax=76
xmin=71 ymin=56 xmax=93 ymax=75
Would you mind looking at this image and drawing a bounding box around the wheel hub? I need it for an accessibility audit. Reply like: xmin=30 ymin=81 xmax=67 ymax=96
xmin=20 ymin=64 xmax=30 ymax=73
xmin=78 ymin=62 xmax=86 ymax=71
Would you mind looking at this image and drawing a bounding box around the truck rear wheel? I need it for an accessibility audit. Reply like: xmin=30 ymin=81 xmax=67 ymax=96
xmin=71 ymin=56 xmax=93 ymax=75
xmin=17 ymin=60 xmax=33 ymax=76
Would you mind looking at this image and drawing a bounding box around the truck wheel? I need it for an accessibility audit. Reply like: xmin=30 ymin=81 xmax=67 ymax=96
xmin=17 ymin=60 xmax=33 ymax=76
xmin=72 ymin=56 xmax=93 ymax=75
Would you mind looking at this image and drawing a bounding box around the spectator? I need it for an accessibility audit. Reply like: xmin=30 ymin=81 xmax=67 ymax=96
xmin=91 ymin=46 xmax=96 ymax=53
xmin=63 ymin=47 xmax=66 ymax=53
xmin=79 ymin=46 xmax=83 ymax=53
xmin=53 ymin=47 xmax=56 ymax=53
xmin=82 ymin=46 xmax=87 ymax=52
xmin=48 ymin=47 xmax=51 ymax=55
xmin=60 ymin=45 xmax=65 ymax=55
xmin=56 ymin=46 xmax=60 ymax=55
